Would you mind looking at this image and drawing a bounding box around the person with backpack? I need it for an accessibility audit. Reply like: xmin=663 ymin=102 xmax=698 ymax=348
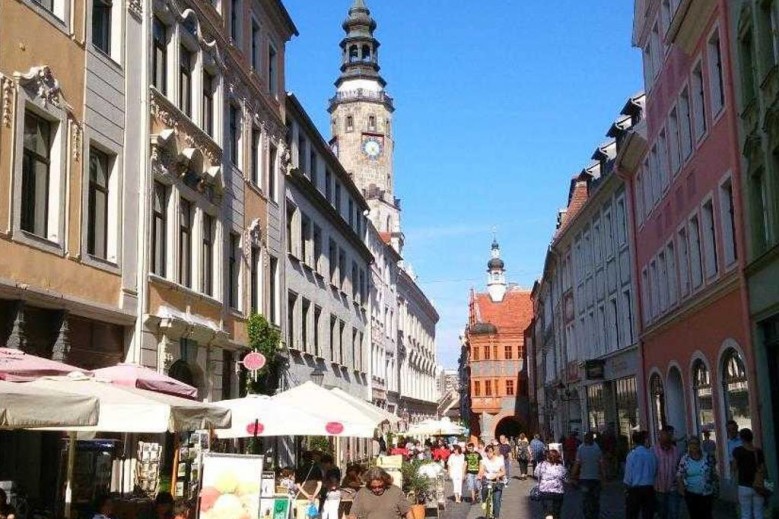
xmin=515 ymin=433 xmax=530 ymax=480
xmin=530 ymin=434 xmax=547 ymax=476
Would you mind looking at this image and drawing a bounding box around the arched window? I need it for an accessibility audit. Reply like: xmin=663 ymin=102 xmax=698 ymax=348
xmin=368 ymin=115 xmax=376 ymax=131
xmin=361 ymin=44 xmax=371 ymax=61
xmin=649 ymin=373 xmax=666 ymax=433
xmin=722 ymin=348 xmax=751 ymax=430
xmin=349 ymin=45 xmax=359 ymax=63
xmin=692 ymin=360 xmax=715 ymax=439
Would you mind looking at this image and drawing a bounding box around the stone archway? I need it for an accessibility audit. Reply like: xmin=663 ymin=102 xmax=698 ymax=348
xmin=494 ymin=415 xmax=523 ymax=439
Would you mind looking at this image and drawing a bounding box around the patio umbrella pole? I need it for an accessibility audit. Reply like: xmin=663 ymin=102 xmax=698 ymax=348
xmin=64 ymin=431 xmax=76 ymax=519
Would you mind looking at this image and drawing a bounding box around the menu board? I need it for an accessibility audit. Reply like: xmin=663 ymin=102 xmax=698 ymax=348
xmin=199 ymin=453 xmax=264 ymax=519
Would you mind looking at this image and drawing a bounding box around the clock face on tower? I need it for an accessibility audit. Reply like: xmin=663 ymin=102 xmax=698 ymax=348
xmin=361 ymin=136 xmax=383 ymax=159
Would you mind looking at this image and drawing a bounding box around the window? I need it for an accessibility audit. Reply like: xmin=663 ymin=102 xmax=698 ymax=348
xmin=251 ymin=127 xmax=260 ymax=185
xmin=722 ymin=349 xmax=751 ymax=432
xmin=286 ymin=205 xmax=295 ymax=255
xmin=230 ymin=0 xmax=240 ymax=43
xmin=287 ymin=291 xmax=297 ymax=348
xmin=87 ymin=147 xmax=110 ymax=259
xmin=348 ymin=199 xmax=354 ymax=227
xmin=297 ymin=134 xmax=307 ymax=172
xmin=202 ymin=72 xmax=215 ymax=137
xmin=504 ymin=345 xmax=513 ymax=360
xmin=658 ymin=130 xmax=670 ymax=191
xmin=643 ymin=44 xmax=654 ymax=90
xmin=750 ymin=168 xmax=772 ymax=252
xmin=678 ymin=227 xmax=690 ymax=296
xmin=689 ymin=215 xmax=703 ymax=289
xmin=268 ymin=43 xmax=278 ymax=96
xmin=330 ymin=316 xmax=338 ymax=361
xmin=34 ymin=0 xmax=54 ymax=12
xmin=92 ymin=0 xmax=112 ymax=54
xmin=484 ymin=345 xmax=491 ymax=360
xmin=325 ymin=169 xmax=332 ymax=201
xmin=335 ymin=182 xmax=341 ymax=213
xmin=268 ymin=144 xmax=277 ymax=201
xmin=691 ymin=64 xmax=707 ymax=140
xmin=649 ymin=374 xmax=667 ymax=431
xmin=151 ymin=182 xmax=168 ymax=276
xmin=179 ymin=46 xmax=193 ymax=117
xmin=251 ymin=20 xmax=261 ymax=71
xmin=310 ymin=151 xmax=318 ymax=186
xmin=667 ymin=243 xmax=678 ymax=306
xmin=152 ymin=17 xmax=167 ymax=94
xmin=179 ymin=199 xmax=193 ymax=287
xmin=692 ymin=360 xmax=715 ymax=445
xmin=740 ymin=29 xmax=758 ymax=104
xmin=229 ymin=104 xmax=240 ymax=167
xmin=229 ymin=233 xmax=240 ymax=309
xmin=269 ymin=256 xmax=279 ymax=324
xmin=701 ymin=200 xmax=718 ymax=278
xmin=651 ymin=22 xmax=662 ymax=76
xmin=708 ymin=30 xmax=725 ymax=114
xmin=202 ymin=214 xmax=214 ymax=296
xmin=472 ymin=346 xmax=479 ymax=361
xmin=651 ymin=145 xmax=660 ymax=204
xmin=314 ymin=306 xmax=322 ymax=357
xmin=650 ymin=259 xmax=659 ymax=318
xmin=21 ymin=112 xmax=52 ymax=238
xmin=669 ymin=108 xmax=681 ymax=174
xmin=351 ymin=328 xmax=358 ymax=369
xmin=329 ymin=239 xmax=337 ymax=284
xmin=338 ymin=249 xmax=346 ymax=288
xmin=658 ymin=252 xmax=668 ymax=312
xmin=759 ymin=1 xmax=779 ymax=73
xmin=346 ymin=116 xmax=354 ymax=132
xmin=623 ymin=289 xmax=634 ymax=343
xmin=313 ymin=224 xmax=322 ymax=272
xmin=351 ymin=261 xmax=358 ymax=299
xmin=616 ymin=199 xmax=627 ymax=246
xmin=301 ymin=213 xmax=311 ymax=263
xmin=485 ymin=380 xmax=492 ymax=396
xmin=719 ymin=178 xmax=738 ymax=266
xmin=339 ymin=321 xmax=345 ymax=364
xmin=679 ymin=88 xmax=693 ymax=159
xmin=302 ymin=299 xmax=310 ymax=352
xmin=473 ymin=381 xmax=481 ymax=397
xmin=368 ymin=115 xmax=376 ymax=131
xmin=506 ymin=380 xmax=515 ymax=396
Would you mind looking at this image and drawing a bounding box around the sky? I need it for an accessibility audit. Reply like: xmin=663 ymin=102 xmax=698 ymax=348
xmin=282 ymin=0 xmax=642 ymax=369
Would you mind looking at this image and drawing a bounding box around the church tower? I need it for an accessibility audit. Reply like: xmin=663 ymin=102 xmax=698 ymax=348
xmin=487 ymin=238 xmax=507 ymax=302
xmin=329 ymin=0 xmax=401 ymax=248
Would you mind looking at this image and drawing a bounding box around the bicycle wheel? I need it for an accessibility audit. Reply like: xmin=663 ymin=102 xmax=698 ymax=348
xmin=484 ymin=489 xmax=493 ymax=519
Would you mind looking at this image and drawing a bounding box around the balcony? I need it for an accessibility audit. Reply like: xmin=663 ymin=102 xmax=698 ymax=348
xmin=329 ymin=89 xmax=394 ymax=111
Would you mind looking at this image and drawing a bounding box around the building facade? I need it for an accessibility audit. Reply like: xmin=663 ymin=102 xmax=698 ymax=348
xmin=727 ymin=0 xmax=779 ymax=489
xmin=629 ymin=0 xmax=757 ymax=480
xmin=283 ymin=93 xmax=371 ymax=398
xmin=465 ymin=241 xmax=533 ymax=441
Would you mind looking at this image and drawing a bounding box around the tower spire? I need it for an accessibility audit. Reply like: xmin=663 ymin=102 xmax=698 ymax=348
xmin=487 ymin=237 xmax=507 ymax=302
xmin=335 ymin=0 xmax=386 ymax=89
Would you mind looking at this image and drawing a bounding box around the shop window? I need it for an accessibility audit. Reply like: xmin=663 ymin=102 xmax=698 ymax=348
xmin=692 ymin=360 xmax=715 ymax=441
xmin=649 ymin=373 xmax=667 ymax=433
xmin=721 ymin=348 xmax=751 ymax=431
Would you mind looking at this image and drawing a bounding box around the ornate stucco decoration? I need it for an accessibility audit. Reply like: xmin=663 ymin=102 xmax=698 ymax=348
xmin=14 ymin=66 xmax=73 ymax=112
xmin=242 ymin=218 xmax=264 ymax=263
xmin=1 ymin=76 xmax=14 ymax=128
xmin=150 ymin=128 xmax=177 ymax=178
xmin=71 ymin=121 xmax=82 ymax=161
xmin=127 ymin=0 xmax=142 ymax=18
xmin=279 ymin=142 xmax=292 ymax=176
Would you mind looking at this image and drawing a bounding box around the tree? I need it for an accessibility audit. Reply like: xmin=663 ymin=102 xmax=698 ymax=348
xmin=244 ymin=313 xmax=283 ymax=396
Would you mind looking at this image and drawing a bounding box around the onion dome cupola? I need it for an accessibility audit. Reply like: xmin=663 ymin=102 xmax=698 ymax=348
xmin=486 ymin=238 xmax=507 ymax=303
xmin=336 ymin=0 xmax=386 ymax=89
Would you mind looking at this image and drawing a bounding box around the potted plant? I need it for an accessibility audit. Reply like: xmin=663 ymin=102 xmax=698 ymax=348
xmin=401 ymin=460 xmax=430 ymax=519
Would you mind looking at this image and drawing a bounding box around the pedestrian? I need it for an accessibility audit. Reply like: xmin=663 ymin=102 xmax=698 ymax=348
xmin=653 ymin=425 xmax=681 ymax=519
xmin=572 ymin=432 xmax=604 ymax=519
xmin=515 ymin=433 xmax=530 ymax=480
xmin=676 ymin=436 xmax=717 ymax=519
xmin=534 ymin=449 xmax=567 ymax=519
xmin=92 ymin=495 xmax=114 ymax=519
xmin=477 ymin=445 xmax=505 ymax=519
xmin=172 ymin=501 xmax=192 ymax=519
xmin=141 ymin=492 xmax=174 ymax=519
xmin=701 ymin=430 xmax=716 ymax=457
xmin=563 ymin=431 xmax=579 ymax=469
xmin=530 ymin=434 xmax=546 ymax=475
xmin=447 ymin=444 xmax=466 ymax=503
xmin=463 ymin=443 xmax=482 ymax=503
xmin=732 ymin=428 xmax=768 ymax=519
xmin=321 ymin=476 xmax=342 ymax=519
xmin=623 ymin=430 xmax=657 ymax=519
xmin=349 ymin=467 xmax=413 ymax=519
xmin=498 ymin=434 xmax=513 ymax=486
xmin=0 ymin=489 xmax=16 ymax=519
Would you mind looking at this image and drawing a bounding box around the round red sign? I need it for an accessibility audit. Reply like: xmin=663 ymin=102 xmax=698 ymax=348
xmin=242 ymin=352 xmax=266 ymax=371
xmin=325 ymin=422 xmax=344 ymax=435
xmin=246 ymin=421 xmax=265 ymax=435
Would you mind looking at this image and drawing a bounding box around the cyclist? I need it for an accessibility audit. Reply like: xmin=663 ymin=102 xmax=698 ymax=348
xmin=477 ymin=445 xmax=505 ymax=519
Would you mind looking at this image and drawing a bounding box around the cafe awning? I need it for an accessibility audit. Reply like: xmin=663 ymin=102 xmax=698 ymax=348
xmin=0 ymin=347 xmax=87 ymax=381
xmin=91 ymin=363 xmax=198 ymax=400
xmin=213 ymin=394 xmax=333 ymax=438
xmin=0 ymin=380 xmax=99 ymax=429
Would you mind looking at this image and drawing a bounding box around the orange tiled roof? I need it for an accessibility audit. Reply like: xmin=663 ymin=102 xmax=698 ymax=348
xmin=470 ymin=287 xmax=533 ymax=333
xmin=554 ymin=175 xmax=590 ymax=239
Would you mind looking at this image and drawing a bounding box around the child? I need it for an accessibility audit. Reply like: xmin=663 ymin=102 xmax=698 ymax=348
xmin=279 ymin=467 xmax=297 ymax=497
xmin=321 ymin=476 xmax=341 ymax=519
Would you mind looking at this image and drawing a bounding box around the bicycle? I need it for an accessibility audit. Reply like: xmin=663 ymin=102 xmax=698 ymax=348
xmin=480 ymin=480 xmax=501 ymax=519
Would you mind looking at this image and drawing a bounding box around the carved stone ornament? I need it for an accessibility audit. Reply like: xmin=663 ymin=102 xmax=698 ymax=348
xmin=127 ymin=0 xmax=142 ymax=18
xmin=2 ymin=77 xmax=14 ymax=128
xmin=279 ymin=142 xmax=292 ymax=175
xmin=71 ymin=121 xmax=82 ymax=161
xmin=242 ymin=218 xmax=263 ymax=263
xmin=149 ymin=90 xmax=222 ymax=166
xmin=14 ymin=66 xmax=72 ymax=111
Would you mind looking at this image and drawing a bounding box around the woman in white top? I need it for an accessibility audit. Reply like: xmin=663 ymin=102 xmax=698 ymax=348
xmin=477 ymin=445 xmax=506 ymax=519
xmin=447 ymin=444 xmax=466 ymax=503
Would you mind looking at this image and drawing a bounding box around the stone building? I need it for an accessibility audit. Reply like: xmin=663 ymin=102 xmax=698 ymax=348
xmin=629 ymin=0 xmax=756 ymax=484
xmin=726 ymin=0 xmax=779 ymax=487
xmin=464 ymin=240 xmax=533 ymax=441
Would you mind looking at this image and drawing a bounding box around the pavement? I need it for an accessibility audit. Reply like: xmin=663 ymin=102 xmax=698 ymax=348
xmin=438 ymin=460 xmax=737 ymax=519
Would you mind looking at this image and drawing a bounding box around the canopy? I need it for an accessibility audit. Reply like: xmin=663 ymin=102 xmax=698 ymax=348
xmin=406 ymin=418 xmax=466 ymax=436
xmin=27 ymin=376 xmax=230 ymax=433
xmin=329 ymin=387 xmax=399 ymax=425
xmin=0 ymin=347 xmax=86 ymax=381
xmin=0 ymin=380 xmax=99 ymax=429
xmin=91 ymin=363 xmax=198 ymax=399
xmin=213 ymin=394 xmax=336 ymax=438
xmin=272 ymin=381 xmax=381 ymax=437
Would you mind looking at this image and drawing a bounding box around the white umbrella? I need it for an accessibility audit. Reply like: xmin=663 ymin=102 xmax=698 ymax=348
xmin=407 ymin=418 xmax=466 ymax=436
xmin=213 ymin=394 xmax=333 ymax=438
xmin=0 ymin=380 xmax=99 ymax=429
xmin=329 ymin=387 xmax=399 ymax=425
xmin=272 ymin=381 xmax=381 ymax=437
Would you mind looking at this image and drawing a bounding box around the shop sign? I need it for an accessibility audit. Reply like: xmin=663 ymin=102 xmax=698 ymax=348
xmin=585 ymin=360 xmax=605 ymax=380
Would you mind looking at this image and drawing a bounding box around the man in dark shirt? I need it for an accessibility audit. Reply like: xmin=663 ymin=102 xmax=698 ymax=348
xmin=498 ymin=435 xmax=513 ymax=486
xmin=463 ymin=443 xmax=482 ymax=503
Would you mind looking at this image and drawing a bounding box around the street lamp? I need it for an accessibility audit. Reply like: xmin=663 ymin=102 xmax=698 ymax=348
xmin=311 ymin=365 xmax=326 ymax=387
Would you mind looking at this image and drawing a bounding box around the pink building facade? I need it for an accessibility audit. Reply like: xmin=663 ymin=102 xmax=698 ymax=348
xmin=627 ymin=0 xmax=758 ymax=481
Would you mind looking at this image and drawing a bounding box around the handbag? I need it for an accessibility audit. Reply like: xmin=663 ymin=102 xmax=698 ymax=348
xmin=753 ymin=450 xmax=774 ymax=499
xmin=307 ymin=503 xmax=320 ymax=518
xmin=529 ymin=485 xmax=542 ymax=501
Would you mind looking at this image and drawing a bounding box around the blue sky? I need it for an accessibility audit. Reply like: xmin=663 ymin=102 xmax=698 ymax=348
xmin=283 ymin=0 xmax=642 ymax=369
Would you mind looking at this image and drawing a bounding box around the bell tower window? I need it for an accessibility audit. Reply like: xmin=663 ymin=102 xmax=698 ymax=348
xmin=368 ymin=116 xmax=376 ymax=132
xmin=346 ymin=116 xmax=354 ymax=132
xmin=349 ymin=45 xmax=359 ymax=63
xmin=362 ymin=44 xmax=371 ymax=61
